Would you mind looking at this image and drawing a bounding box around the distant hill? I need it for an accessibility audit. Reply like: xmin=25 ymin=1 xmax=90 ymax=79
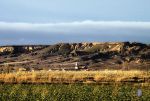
xmin=0 ymin=42 xmax=150 ymax=72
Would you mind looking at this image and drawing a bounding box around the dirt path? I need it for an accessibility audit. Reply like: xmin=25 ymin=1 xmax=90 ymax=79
xmin=0 ymin=60 xmax=35 ymax=66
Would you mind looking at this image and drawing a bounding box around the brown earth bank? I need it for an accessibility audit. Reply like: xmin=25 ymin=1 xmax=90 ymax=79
xmin=0 ymin=42 xmax=150 ymax=72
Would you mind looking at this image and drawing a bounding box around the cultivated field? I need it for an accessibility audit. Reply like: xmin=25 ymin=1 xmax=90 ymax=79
xmin=0 ymin=83 xmax=149 ymax=101
xmin=0 ymin=70 xmax=149 ymax=84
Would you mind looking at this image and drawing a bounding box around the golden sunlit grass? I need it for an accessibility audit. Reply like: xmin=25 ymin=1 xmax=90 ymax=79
xmin=0 ymin=70 xmax=149 ymax=84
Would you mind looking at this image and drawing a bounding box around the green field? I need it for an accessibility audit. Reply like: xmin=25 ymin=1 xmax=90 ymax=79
xmin=0 ymin=83 xmax=149 ymax=101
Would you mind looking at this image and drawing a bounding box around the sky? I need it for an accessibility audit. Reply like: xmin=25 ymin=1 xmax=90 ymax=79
xmin=0 ymin=0 xmax=150 ymax=45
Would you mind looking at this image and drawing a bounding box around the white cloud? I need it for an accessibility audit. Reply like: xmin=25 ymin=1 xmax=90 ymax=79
xmin=0 ymin=20 xmax=150 ymax=45
xmin=0 ymin=20 xmax=150 ymax=33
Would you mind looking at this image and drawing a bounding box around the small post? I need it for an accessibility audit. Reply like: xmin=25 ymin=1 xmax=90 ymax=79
xmin=137 ymin=89 xmax=142 ymax=97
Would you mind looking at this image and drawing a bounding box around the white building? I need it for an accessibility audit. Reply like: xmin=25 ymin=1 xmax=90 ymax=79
xmin=75 ymin=62 xmax=79 ymax=70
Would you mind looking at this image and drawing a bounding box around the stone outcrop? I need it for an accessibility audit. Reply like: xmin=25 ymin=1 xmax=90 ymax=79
xmin=0 ymin=46 xmax=14 ymax=55
xmin=0 ymin=45 xmax=46 ymax=55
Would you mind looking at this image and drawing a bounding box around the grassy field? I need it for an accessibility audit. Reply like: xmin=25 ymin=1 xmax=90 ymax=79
xmin=0 ymin=70 xmax=149 ymax=84
xmin=0 ymin=83 xmax=149 ymax=101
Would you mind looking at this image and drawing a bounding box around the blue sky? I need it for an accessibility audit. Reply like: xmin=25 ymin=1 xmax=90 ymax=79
xmin=0 ymin=0 xmax=150 ymax=45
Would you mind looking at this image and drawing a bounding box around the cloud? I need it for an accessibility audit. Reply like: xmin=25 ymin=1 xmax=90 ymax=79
xmin=0 ymin=20 xmax=150 ymax=33
xmin=0 ymin=20 xmax=150 ymax=45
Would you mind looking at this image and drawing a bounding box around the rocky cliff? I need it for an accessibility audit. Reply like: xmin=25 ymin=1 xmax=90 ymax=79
xmin=0 ymin=42 xmax=149 ymax=58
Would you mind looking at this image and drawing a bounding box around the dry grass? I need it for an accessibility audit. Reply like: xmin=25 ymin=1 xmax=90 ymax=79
xmin=0 ymin=70 xmax=149 ymax=84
